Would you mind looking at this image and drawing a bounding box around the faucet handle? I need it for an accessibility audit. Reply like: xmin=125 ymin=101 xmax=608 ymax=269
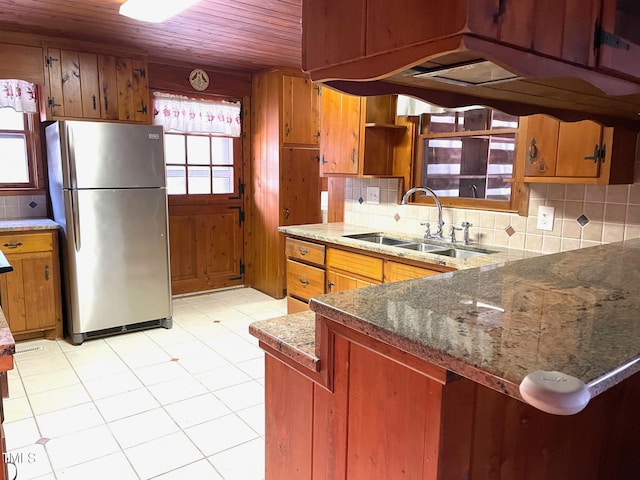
xmin=449 ymin=225 xmax=462 ymax=243
xmin=420 ymin=222 xmax=431 ymax=238
xmin=460 ymin=221 xmax=473 ymax=228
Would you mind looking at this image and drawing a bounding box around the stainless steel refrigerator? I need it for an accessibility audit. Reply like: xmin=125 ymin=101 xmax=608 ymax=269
xmin=46 ymin=121 xmax=172 ymax=345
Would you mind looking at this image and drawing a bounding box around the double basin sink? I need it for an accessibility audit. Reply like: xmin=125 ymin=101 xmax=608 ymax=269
xmin=343 ymin=233 xmax=498 ymax=259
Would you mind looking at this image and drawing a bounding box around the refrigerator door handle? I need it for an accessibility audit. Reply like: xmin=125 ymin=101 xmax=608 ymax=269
xmin=71 ymin=189 xmax=81 ymax=251
xmin=66 ymin=124 xmax=78 ymax=189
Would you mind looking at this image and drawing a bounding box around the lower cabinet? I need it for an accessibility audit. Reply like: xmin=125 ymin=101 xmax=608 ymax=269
xmin=0 ymin=230 xmax=63 ymax=340
xmin=285 ymin=235 xmax=455 ymax=313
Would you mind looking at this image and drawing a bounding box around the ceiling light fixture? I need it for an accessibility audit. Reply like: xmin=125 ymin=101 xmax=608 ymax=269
xmin=119 ymin=0 xmax=200 ymax=23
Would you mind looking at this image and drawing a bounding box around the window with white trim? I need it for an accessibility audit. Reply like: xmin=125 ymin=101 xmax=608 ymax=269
xmin=0 ymin=108 xmax=40 ymax=190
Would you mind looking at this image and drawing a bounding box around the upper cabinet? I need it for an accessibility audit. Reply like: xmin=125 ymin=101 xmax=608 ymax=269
xmin=301 ymin=0 xmax=640 ymax=126
xmin=42 ymin=47 xmax=150 ymax=124
xmin=596 ymin=0 xmax=640 ymax=78
xmin=517 ymin=115 xmax=637 ymax=185
xmin=320 ymin=88 xmax=414 ymax=180
xmin=282 ymin=75 xmax=320 ymax=145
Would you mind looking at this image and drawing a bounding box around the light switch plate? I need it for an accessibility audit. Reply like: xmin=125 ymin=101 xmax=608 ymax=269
xmin=537 ymin=205 xmax=555 ymax=231
xmin=366 ymin=186 xmax=380 ymax=204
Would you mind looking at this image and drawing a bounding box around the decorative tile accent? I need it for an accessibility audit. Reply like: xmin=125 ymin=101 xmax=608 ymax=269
xmin=29 ymin=201 xmax=37 ymax=208
xmin=577 ymin=214 xmax=590 ymax=227
xmin=36 ymin=438 xmax=50 ymax=445
xmin=505 ymin=226 xmax=516 ymax=237
xmin=394 ymin=213 xmax=401 ymax=222
xmin=358 ymin=197 xmax=364 ymax=204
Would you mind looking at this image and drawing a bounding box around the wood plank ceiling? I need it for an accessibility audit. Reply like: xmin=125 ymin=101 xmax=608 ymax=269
xmin=0 ymin=0 xmax=302 ymax=72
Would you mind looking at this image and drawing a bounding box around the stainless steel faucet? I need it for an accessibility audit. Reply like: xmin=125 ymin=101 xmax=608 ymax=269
xmin=401 ymin=187 xmax=445 ymax=239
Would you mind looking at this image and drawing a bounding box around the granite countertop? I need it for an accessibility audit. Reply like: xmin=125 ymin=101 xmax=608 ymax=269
xmin=249 ymin=311 xmax=319 ymax=372
xmin=0 ymin=218 xmax=59 ymax=232
xmin=279 ymin=223 xmax=538 ymax=270
xmin=309 ymin=238 xmax=640 ymax=405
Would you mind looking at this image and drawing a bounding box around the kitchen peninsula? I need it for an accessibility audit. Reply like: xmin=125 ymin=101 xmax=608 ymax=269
xmin=250 ymin=237 xmax=640 ymax=480
xmin=0 ymin=249 xmax=16 ymax=480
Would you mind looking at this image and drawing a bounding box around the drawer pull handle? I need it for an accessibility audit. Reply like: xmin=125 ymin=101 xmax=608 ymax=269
xmin=298 ymin=247 xmax=309 ymax=255
xmin=3 ymin=242 xmax=23 ymax=249
xmin=299 ymin=278 xmax=310 ymax=286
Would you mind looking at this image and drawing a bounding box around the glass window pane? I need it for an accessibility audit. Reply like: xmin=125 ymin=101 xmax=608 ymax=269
xmin=211 ymin=137 xmax=233 ymax=165
xmin=166 ymin=166 xmax=186 ymax=194
xmin=187 ymin=136 xmax=210 ymax=165
xmin=0 ymin=134 xmax=29 ymax=183
xmin=212 ymin=167 xmax=234 ymax=194
xmin=491 ymin=111 xmax=519 ymax=129
xmin=188 ymin=166 xmax=211 ymax=194
xmin=164 ymin=134 xmax=186 ymax=164
xmin=0 ymin=108 xmax=24 ymax=130
xmin=427 ymin=113 xmax=457 ymax=134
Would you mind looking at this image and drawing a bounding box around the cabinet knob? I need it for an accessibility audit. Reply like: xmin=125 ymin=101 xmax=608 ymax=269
xmin=299 ymin=278 xmax=310 ymax=286
xmin=284 ymin=208 xmax=290 ymax=219
xmin=583 ymin=144 xmax=600 ymax=163
xmin=298 ymin=247 xmax=309 ymax=256
xmin=285 ymin=124 xmax=290 ymax=137
xmin=45 ymin=265 xmax=50 ymax=281
xmin=3 ymin=242 xmax=22 ymax=249
xmin=327 ymin=280 xmax=335 ymax=291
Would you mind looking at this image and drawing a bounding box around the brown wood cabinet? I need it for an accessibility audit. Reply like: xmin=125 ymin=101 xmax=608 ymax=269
xmin=326 ymin=247 xmax=382 ymax=292
xmin=597 ymin=0 xmax=640 ymax=78
xmin=284 ymin=235 xmax=455 ymax=312
xmin=518 ymin=115 xmax=637 ymax=184
xmin=0 ymin=230 xmax=63 ymax=340
xmin=42 ymin=47 xmax=150 ymax=124
xmin=320 ymin=89 xmax=412 ymax=178
xmin=250 ymin=69 xmax=322 ymax=299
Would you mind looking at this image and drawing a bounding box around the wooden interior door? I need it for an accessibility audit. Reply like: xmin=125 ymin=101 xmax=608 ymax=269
xmin=166 ymin=135 xmax=244 ymax=295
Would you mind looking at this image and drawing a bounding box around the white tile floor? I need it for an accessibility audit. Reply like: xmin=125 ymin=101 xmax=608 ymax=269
xmin=3 ymin=287 xmax=283 ymax=480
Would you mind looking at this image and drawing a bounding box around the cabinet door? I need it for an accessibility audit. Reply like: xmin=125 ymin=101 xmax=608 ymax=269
xmin=282 ymin=76 xmax=319 ymax=145
xmin=320 ymin=88 xmax=361 ymax=175
xmin=327 ymin=270 xmax=373 ymax=293
xmin=0 ymin=253 xmax=55 ymax=333
xmin=78 ymin=52 xmax=101 ymax=118
xmin=115 ymin=57 xmax=135 ymax=121
xmin=44 ymin=48 xmax=67 ymax=117
xmin=384 ymin=261 xmax=442 ymax=283
xmin=597 ymin=0 xmax=640 ymax=77
xmin=98 ymin=55 xmax=119 ymax=120
xmin=556 ymin=121 xmax=603 ymax=178
xmin=131 ymin=59 xmax=149 ymax=123
xmin=281 ymin=148 xmax=322 ymax=226
xmin=521 ymin=115 xmax=560 ymax=177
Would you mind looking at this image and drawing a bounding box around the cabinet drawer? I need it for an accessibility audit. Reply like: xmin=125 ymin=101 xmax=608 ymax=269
xmin=287 ymin=296 xmax=311 ymax=314
xmin=326 ymin=248 xmax=383 ymax=282
xmin=286 ymin=238 xmax=325 ymax=266
xmin=287 ymin=260 xmax=325 ymax=301
xmin=0 ymin=232 xmax=53 ymax=255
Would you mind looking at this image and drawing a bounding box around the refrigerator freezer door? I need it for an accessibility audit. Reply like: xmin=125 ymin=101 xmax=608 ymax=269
xmin=60 ymin=121 xmax=166 ymax=189
xmin=63 ymin=188 xmax=171 ymax=335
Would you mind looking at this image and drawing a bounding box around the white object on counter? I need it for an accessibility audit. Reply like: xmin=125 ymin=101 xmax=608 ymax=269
xmin=519 ymin=370 xmax=590 ymax=416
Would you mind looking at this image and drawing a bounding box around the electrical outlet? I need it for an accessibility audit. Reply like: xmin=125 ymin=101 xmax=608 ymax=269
xmin=536 ymin=205 xmax=555 ymax=231
xmin=366 ymin=186 xmax=380 ymax=204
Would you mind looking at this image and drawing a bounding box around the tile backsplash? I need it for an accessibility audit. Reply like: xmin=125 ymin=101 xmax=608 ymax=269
xmin=0 ymin=194 xmax=47 ymax=220
xmin=344 ymin=178 xmax=640 ymax=254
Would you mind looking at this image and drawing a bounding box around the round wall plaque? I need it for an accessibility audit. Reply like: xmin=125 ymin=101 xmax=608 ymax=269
xmin=189 ymin=68 xmax=210 ymax=91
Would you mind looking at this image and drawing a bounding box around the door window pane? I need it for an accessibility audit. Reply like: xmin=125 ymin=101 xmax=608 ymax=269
xmin=166 ymin=166 xmax=186 ymax=194
xmin=212 ymin=137 xmax=233 ymax=165
xmin=188 ymin=166 xmax=211 ymax=194
xmin=212 ymin=167 xmax=234 ymax=193
xmin=164 ymin=134 xmax=186 ymax=164
xmin=187 ymin=136 xmax=210 ymax=165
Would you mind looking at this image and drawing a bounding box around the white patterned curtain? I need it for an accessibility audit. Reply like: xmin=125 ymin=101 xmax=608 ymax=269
xmin=153 ymin=92 xmax=241 ymax=137
xmin=0 ymin=79 xmax=38 ymax=113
